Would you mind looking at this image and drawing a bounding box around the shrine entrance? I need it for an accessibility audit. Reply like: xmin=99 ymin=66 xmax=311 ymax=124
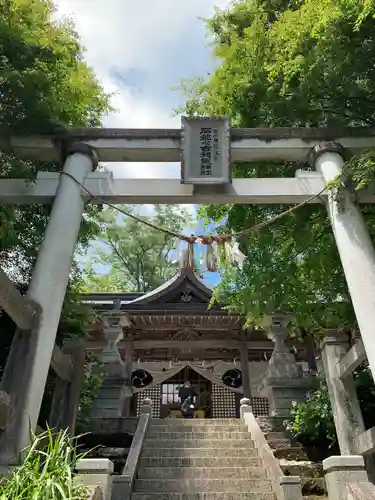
xmin=87 ymin=266 xmax=274 ymax=421
xmin=2 ymin=122 xmax=375 ymax=461
xmin=160 ymin=367 xmax=212 ymax=419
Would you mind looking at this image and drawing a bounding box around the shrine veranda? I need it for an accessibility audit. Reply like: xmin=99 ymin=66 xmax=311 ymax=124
xmin=0 ymin=119 xmax=375 ymax=463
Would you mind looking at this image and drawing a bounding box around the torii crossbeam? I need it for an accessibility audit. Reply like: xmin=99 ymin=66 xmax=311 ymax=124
xmin=1 ymin=127 xmax=375 ymax=205
xmin=1 ymin=122 xmax=375 ymax=464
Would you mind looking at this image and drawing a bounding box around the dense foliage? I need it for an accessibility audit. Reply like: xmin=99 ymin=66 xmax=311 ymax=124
xmin=286 ymin=364 xmax=375 ymax=459
xmin=178 ymin=0 xmax=375 ymax=332
xmin=0 ymin=428 xmax=88 ymax=500
xmin=286 ymin=379 xmax=338 ymax=458
xmin=81 ymin=205 xmax=191 ymax=293
xmin=0 ymin=0 xmax=111 ymax=341
xmin=0 ymin=0 xmax=112 ymax=430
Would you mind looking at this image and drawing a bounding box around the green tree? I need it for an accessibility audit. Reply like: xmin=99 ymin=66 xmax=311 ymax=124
xmin=0 ymin=0 xmax=112 ymax=424
xmin=177 ymin=0 xmax=375 ymax=332
xmin=0 ymin=0 xmax=111 ymax=281
xmin=81 ymin=205 xmax=192 ymax=293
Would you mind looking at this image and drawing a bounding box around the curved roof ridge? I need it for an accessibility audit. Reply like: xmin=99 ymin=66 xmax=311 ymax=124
xmin=127 ymin=267 xmax=211 ymax=304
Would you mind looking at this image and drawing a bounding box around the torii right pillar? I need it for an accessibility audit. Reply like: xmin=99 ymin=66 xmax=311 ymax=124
xmin=309 ymin=142 xmax=375 ymax=380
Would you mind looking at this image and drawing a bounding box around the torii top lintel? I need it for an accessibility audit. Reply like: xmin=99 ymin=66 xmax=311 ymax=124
xmin=1 ymin=126 xmax=375 ymax=163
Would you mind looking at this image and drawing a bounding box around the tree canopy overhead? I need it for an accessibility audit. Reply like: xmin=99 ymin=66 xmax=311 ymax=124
xmin=0 ymin=0 xmax=112 ymax=348
xmin=178 ymin=0 xmax=375 ymax=332
xmin=81 ymin=205 xmax=192 ymax=293
xmin=0 ymin=0 xmax=111 ymax=282
xmin=1 ymin=0 xmax=111 ymax=134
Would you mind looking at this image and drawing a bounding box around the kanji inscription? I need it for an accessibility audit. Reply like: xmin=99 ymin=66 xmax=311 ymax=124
xmin=181 ymin=117 xmax=231 ymax=185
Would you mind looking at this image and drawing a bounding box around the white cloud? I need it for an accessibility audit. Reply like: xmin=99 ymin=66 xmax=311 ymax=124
xmin=55 ymin=0 xmax=230 ymax=76
xmin=55 ymin=0 xmax=230 ymax=278
xmin=54 ymin=0 xmax=231 ymax=179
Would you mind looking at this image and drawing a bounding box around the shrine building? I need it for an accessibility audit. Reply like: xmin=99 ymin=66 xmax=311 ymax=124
xmin=81 ymin=267 xmax=316 ymax=421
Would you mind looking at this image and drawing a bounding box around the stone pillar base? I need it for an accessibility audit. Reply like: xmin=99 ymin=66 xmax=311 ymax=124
xmin=91 ymin=378 xmax=128 ymax=419
xmin=76 ymin=458 xmax=114 ymax=500
xmin=266 ymin=377 xmax=311 ymax=418
xmin=323 ymin=455 xmax=368 ymax=500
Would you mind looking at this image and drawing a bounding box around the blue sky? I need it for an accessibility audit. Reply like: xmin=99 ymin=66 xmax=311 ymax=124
xmin=54 ymin=0 xmax=231 ymax=288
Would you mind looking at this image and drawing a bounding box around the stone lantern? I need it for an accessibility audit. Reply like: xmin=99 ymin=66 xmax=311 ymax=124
xmin=91 ymin=312 xmax=131 ymax=420
xmin=262 ymin=312 xmax=311 ymax=418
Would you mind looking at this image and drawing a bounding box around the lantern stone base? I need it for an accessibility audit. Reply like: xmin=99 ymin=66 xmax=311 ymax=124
xmin=265 ymin=377 xmax=312 ymax=418
xmin=91 ymin=377 xmax=132 ymax=419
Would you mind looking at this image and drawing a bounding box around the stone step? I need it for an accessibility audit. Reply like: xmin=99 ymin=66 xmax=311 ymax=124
xmin=146 ymin=432 xmax=251 ymax=440
xmin=273 ymin=447 xmax=309 ymax=461
xmin=143 ymin=439 xmax=255 ymax=448
xmin=132 ymin=493 xmax=276 ymax=500
xmin=267 ymin=439 xmax=292 ymax=449
xmin=139 ymin=456 xmax=263 ymax=468
xmin=134 ymin=478 xmax=273 ymax=493
xmin=149 ymin=425 xmax=247 ymax=433
xmin=148 ymin=424 xmax=244 ymax=429
xmin=301 ymin=477 xmax=327 ymax=495
xmin=264 ymin=432 xmax=288 ymax=440
xmin=151 ymin=419 xmax=243 ymax=425
xmin=257 ymin=417 xmax=286 ymax=433
xmin=141 ymin=448 xmax=259 ymax=458
xmin=280 ymin=461 xmax=324 ymax=478
xmin=137 ymin=467 xmax=267 ymax=480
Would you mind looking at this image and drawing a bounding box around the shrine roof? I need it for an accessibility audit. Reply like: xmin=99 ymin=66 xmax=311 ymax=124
xmin=128 ymin=267 xmax=211 ymax=304
xmin=79 ymin=267 xmax=214 ymax=311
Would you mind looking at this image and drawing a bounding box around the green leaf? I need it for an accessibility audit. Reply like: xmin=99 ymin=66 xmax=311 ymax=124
xmin=177 ymin=0 xmax=375 ymax=333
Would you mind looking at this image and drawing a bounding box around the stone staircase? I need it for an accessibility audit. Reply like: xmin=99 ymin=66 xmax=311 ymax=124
xmin=131 ymin=418 xmax=277 ymax=500
xmin=257 ymin=417 xmax=326 ymax=499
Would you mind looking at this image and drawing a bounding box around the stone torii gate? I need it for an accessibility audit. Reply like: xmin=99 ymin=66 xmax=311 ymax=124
xmin=1 ymin=118 xmax=375 ymax=463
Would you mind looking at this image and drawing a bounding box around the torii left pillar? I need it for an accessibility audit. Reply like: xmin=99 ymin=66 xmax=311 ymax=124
xmin=0 ymin=143 xmax=97 ymax=464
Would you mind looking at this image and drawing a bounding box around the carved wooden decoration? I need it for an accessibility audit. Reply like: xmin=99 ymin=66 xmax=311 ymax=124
xmin=171 ymin=329 xmax=202 ymax=340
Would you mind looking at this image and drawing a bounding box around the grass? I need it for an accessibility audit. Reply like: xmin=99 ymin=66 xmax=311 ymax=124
xmin=0 ymin=427 xmax=89 ymax=499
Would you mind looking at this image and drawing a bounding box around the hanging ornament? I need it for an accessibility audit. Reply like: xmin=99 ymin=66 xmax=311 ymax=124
xmin=206 ymin=243 xmax=218 ymax=272
xmin=231 ymin=240 xmax=246 ymax=269
xmin=186 ymin=241 xmax=195 ymax=268
xmin=196 ymin=238 xmax=206 ymax=274
xmin=224 ymin=241 xmax=234 ymax=264
xmin=212 ymin=241 xmax=221 ymax=268
xmin=179 ymin=242 xmax=191 ymax=269
xmin=179 ymin=240 xmax=188 ymax=270
xmin=180 ymin=237 xmax=195 ymax=269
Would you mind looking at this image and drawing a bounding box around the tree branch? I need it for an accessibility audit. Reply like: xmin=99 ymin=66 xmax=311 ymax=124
xmin=106 ymin=238 xmax=136 ymax=277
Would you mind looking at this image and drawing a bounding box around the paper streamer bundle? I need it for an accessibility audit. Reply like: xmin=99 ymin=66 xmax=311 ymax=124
xmin=179 ymin=235 xmax=246 ymax=273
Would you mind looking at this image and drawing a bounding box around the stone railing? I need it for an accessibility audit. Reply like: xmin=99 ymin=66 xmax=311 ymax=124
xmin=240 ymin=398 xmax=303 ymax=500
xmin=112 ymin=398 xmax=152 ymax=500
